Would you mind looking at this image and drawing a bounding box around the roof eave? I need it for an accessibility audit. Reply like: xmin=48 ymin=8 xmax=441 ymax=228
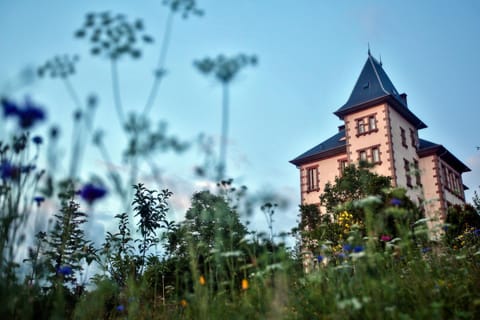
xmin=290 ymin=145 xmax=347 ymax=167
xmin=418 ymin=145 xmax=471 ymax=173
xmin=334 ymin=95 xmax=427 ymax=130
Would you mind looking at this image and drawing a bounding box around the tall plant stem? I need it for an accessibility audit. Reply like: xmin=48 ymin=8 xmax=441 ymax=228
xmin=111 ymin=60 xmax=126 ymax=126
xmin=63 ymin=78 xmax=84 ymax=178
xmin=218 ymin=83 xmax=229 ymax=181
xmin=142 ymin=10 xmax=175 ymax=116
xmin=63 ymin=77 xmax=83 ymax=111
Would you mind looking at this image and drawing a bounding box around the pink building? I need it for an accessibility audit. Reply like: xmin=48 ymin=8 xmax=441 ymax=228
xmin=290 ymin=52 xmax=470 ymax=232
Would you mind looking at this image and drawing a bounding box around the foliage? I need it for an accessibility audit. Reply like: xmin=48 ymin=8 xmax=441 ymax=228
xmin=444 ymin=203 xmax=480 ymax=249
xmin=299 ymin=164 xmax=424 ymax=257
xmin=132 ymin=183 xmax=172 ymax=273
xmin=40 ymin=182 xmax=97 ymax=296
xmin=320 ymin=163 xmax=391 ymax=216
xmin=1 ymin=4 xmax=479 ymax=320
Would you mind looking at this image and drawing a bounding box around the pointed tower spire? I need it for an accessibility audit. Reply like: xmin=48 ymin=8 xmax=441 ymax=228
xmin=368 ymin=43 xmax=371 ymax=56
xmin=334 ymin=53 xmax=427 ymax=129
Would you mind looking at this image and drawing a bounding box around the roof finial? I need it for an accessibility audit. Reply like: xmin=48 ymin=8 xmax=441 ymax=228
xmin=379 ymin=54 xmax=382 ymax=66
xmin=368 ymin=42 xmax=371 ymax=56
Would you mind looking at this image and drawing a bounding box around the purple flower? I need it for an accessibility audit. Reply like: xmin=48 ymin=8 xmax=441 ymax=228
xmin=353 ymin=246 xmax=364 ymax=253
xmin=0 ymin=161 xmax=20 ymax=180
xmin=380 ymin=235 xmax=392 ymax=242
xmin=32 ymin=136 xmax=43 ymax=145
xmin=1 ymin=97 xmax=46 ymax=129
xmin=317 ymin=255 xmax=324 ymax=263
xmin=1 ymin=98 xmax=19 ymax=117
xmin=390 ymin=198 xmax=402 ymax=206
xmin=116 ymin=305 xmax=125 ymax=312
xmin=473 ymin=229 xmax=480 ymax=237
xmin=78 ymin=183 xmax=107 ymax=204
xmin=57 ymin=265 xmax=73 ymax=276
xmin=17 ymin=102 xmax=46 ymax=129
xmin=421 ymin=247 xmax=431 ymax=254
xmin=34 ymin=196 xmax=45 ymax=206
xmin=337 ymin=252 xmax=347 ymax=259
xmin=342 ymin=244 xmax=352 ymax=252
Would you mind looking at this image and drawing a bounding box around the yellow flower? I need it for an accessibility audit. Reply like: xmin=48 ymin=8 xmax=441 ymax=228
xmin=180 ymin=299 xmax=188 ymax=307
xmin=241 ymin=278 xmax=249 ymax=290
xmin=199 ymin=275 xmax=206 ymax=286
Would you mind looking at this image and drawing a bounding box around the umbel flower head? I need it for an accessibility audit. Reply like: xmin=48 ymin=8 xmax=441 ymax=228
xmin=78 ymin=183 xmax=107 ymax=205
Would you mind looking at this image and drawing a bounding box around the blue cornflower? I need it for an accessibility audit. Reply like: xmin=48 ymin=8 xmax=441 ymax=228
xmin=390 ymin=198 xmax=402 ymax=206
xmin=0 ymin=161 xmax=19 ymax=180
xmin=34 ymin=196 xmax=45 ymax=206
xmin=57 ymin=265 xmax=73 ymax=276
xmin=353 ymin=245 xmax=364 ymax=253
xmin=1 ymin=98 xmax=19 ymax=117
xmin=32 ymin=136 xmax=43 ymax=145
xmin=317 ymin=255 xmax=324 ymax=263
xmin=116 ymin=305 xmax=125 ymax=312
xmin=17 ymin=100 xmax=46 ymax=129
xmin=421 ymin=247 xmax=431 ymax=254
xmin=337 ymin=252 xmax=347 ymax=259
xmin=78 ymin=183 xmax=107 ymax=205
xmin=342 ymin=244 xmax=352 ymax=252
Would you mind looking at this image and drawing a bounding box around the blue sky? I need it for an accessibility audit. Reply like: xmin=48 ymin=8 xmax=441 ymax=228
xmin=1 ymin=0 xmax=480 ymax=238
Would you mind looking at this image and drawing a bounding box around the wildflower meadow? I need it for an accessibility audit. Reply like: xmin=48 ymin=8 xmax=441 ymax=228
xmin=1 ymin=2 xmax=480 ymax=319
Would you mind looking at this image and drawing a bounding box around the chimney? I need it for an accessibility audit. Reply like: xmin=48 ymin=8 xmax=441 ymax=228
xmin=400 ymin=93 xmax=408 ymax=106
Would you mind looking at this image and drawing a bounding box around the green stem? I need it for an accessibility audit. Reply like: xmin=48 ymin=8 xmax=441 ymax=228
xmin=143 ymin=10 xmax=175 ymax=116
xmin=218 ymin=83 xmax=229 ymax=181
xmin=111 ymin=60 xmax=126 ymax=126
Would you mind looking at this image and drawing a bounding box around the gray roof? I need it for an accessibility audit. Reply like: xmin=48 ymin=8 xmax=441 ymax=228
xmin=334 ymin=53 xmax=427 ymax=129
xmin=418 ymin=138 xmax=470 ymax=173
xmin=290 ymin=130 xmax=346 ymax=166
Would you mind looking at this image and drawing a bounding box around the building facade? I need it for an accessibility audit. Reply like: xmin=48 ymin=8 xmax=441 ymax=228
xmin=290 ymin=52 xmax=470 ymax=233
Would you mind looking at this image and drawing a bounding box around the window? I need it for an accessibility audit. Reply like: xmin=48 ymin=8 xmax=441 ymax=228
xmin=369 ymin=116 xmax=377 ymax=131
xmin=356 ymin=115 xmax=378 ymax=136
xmin=400 ymin=127 xmax=407 ymax=148
xmin=359 ymin=150 xmax=367 ymax=162
xmin=413 ymin=159 xmax=421 ymax=186
xmin=357 ymin=119 xmax=365 ymax=134
xmin=339 ymin=159 xmax=348 ymax=175
xmin=372 ymin=147 xmax=380 ymax=164
xmin=404 ymin=159 xmax=412 ymax=187
xmin=306 ymin=167 xmax=318 ymax=192
xmin=410 ymin=129 xmax=417 ymax=149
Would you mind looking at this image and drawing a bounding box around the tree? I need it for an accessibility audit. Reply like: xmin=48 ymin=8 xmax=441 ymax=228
xmin=320 ymin=163 xmax=391 ymax=216
xmin=162 ymin=190 xmax=248 ymax=294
